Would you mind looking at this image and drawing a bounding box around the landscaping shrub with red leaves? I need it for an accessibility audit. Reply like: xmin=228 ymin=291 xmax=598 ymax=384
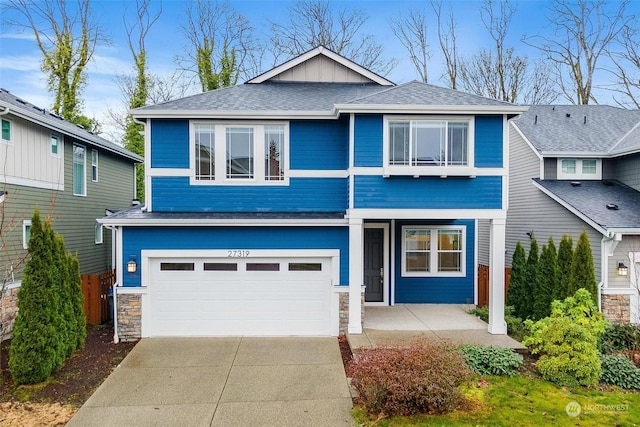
xmin=348 ymin=340 xmax=471 ymax=416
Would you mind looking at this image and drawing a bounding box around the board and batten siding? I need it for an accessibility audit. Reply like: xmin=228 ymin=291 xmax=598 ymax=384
xmin=267 ymin=55 xmax=374 ymax=84
xmin=290 ymin=118 xmax=348 ymax=170
xmin=151 ymin=177 xmax=348 ymax=212
xmin=121 ymin=226 xmax=349 ymax=287
xmin=613 ymin=153 xmax=640 ymax=191
xmin=1 ymin=114 xmax=65 ymax=189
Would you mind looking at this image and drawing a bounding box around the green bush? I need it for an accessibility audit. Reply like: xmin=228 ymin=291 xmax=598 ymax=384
xmin=459 ymin=344 xmax=523 ymax=376
xmin=599 ymin=322 xmax=640 ymax=354
xmin=600 ymin=354 xmax=640 ymax=390
xmin=568 ymin=230 xmax=597 ymax=304
xmin=348 ymin=340 xmax=471 ymax=416
xmin=523 ymin=289 xmax=605 ymax=387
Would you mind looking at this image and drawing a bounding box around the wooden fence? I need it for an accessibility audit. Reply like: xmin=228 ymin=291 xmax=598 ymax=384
xmin=81 ymin=269 xmax=115 ymax=324
xmin=477 ymin=264 xmax=511 ymax=308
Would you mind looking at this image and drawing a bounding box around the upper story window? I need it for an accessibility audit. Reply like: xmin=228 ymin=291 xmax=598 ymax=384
xmin=192 ymin=122 xmax=288 ymax=185
xmin=384 ymin=117 xmax=474 ymax=176
xmin=402 ymin=225 xmax=466 ymax=277
xmin=1 ymin=118 xmax=12 ymax=142
xmin=23 ymin=220 xmax=31 ymax=249
xmin=50 ymin=134 xmax=60 ymax=156
xmin=91 ymin=149 xmax=98 ymax=182
xmin=73 ymin=144 xmax=86 ymax=196
xmin=557 ymin=158 xmax=601 ymax=180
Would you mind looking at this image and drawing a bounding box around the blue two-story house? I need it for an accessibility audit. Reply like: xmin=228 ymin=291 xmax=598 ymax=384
xmin=100 ymin=47 xmax=527 ymax=341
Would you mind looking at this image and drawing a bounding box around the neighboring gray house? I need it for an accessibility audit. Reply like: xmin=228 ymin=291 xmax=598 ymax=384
xmin=0 ymin=88 xmax=142 ymax=336
xmin=481 ymin=104 xmax=640 ymax=324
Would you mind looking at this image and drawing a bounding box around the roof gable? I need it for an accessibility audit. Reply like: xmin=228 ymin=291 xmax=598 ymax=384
xmin=247 ymin=46 xmax=393 ymax=86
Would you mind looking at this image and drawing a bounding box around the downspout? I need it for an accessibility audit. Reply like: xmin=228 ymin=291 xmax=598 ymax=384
xmin=0 ymin=106 xmax=10 ymax=116
xmin=103 ymin=224 xmax=120 ymax=343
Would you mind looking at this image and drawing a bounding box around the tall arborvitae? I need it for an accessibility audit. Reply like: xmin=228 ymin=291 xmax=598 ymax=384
xmin=68 ymin=252 xmax=86 ymax=349
xmin=522 ymin=236 xmax=539 ymax=319
xmin=556 ymin=234 xmax=574 ymax=300
xmin=506 ymin=241 xmax=527 ymax=318
xmin=569 ymin=230 xmax=598 ymax=304
xmin=9 ymin=210 xmax=59 ymax=384
xmin=534 ymin=237 xmax=558 ymax=319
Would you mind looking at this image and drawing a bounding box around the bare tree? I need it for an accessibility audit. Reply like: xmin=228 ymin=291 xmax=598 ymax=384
xmin=430 ymin=0 xmax=459 ymax=89
xmin=390 ymin=8 xmax=430 ymax=82
xmin=3 ymin=0 xmax=107 ymax=128
xmin=608 ymin=25 xmax=640 ymax=109
xmin=523 ymin=0 xmax=632 ymax=104
xmin=269 ymin=0 xmax=396 ymax=76
xmin=178 ymin=0 xmax=258 ymax=91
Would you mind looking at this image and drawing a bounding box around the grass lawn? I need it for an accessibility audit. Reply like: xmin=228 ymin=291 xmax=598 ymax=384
xmin=352 ymin=374 xmax=640 ymax=426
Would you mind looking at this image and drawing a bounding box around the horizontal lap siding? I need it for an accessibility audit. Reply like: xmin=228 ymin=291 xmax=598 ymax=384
xmin=150 ymin=120 xmax=189 ymax=168
xmin=394 ymin=220 xmax=475 ymax=303
xmin=354 ymin=115 xmax=383 ymax=167
xmin=290 ymin=119 xmax=348 ymax=170
xmin=354 ymin=176 xmax=502 ymax=209
xmin=122 ymin=226 xmax=349 ymax=286
xmin=474 ymin=116 xmax=503 ymax=168
xmin=151 ymin=177 xmax=348 ymax=211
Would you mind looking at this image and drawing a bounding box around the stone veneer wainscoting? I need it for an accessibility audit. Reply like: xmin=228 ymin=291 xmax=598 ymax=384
xmin=117 ymin=293 xmax=142 ymax=342
xmin=0 ymin=286 xmax=19 ymax=340
xmin=602 ymin=294 xmax=631 ymax=324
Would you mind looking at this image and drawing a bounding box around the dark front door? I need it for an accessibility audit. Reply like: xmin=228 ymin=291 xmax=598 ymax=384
xmin=364 ymin=228 xmax=384 ymax=302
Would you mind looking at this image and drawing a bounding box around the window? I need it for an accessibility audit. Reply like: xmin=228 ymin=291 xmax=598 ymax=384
xmin=91 ymin=149 xmax=98 ymax=182
xmin=402 ymin=226 xmax=465 ymax=276
xmin=557 ymin=158 xmax=601 ymax=180
xmin=51 ymin=134 xmax=60 ymax=155
xmin=193 ymin=122 xmax=288 ymax=185
xmin=23 ymin=220 xmax=31 ymax=249
xmin=160 ymin=262 xmax=195 ymax=271
xmin=204 ymin=263 xmax=238 ymax=271
xmin=94 ymin=223 xmax=103 ymax=244
xmin=73 ymin=144 xmax=86 ymax=196
xmin=288 ymin=263 xmax=322 ymax=271
xmin=1 ymin=118 xmax=11 ymax=142
xmin=386 ymin=117 xmax=472 ymax=173
xmin=246 ymin=263 xmax=280 ymax=271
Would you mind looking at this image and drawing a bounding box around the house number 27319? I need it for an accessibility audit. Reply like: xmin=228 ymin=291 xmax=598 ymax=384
xmin=227 ymin=250 xmax=250 ymax=258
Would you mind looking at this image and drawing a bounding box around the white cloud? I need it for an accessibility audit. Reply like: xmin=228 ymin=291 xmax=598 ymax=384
xmin=0 ymin=54 xmax=42 ymax=72
xmin=0 ymin=32 xmax=37 ymax=41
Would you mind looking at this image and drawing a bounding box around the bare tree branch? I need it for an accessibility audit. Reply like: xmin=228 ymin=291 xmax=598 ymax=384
xmin=430 ymin=0 xmax=459 ymax=89
xmin=389 ymin=7 xmax=430 ymax=82
xmin=607 ymin=24 xmax=640 ymax=109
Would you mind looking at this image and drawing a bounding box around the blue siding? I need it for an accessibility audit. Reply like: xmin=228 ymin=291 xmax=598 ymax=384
xmin=150 ymin=119 xmax=190 ymax=168
xmin=152 ymin=177 xmax=348 ymax=212
xmin=394 ymin=220 xmax=475 ymax=303
xmin=354 ymin=115 xmax=383 ymax=167
xmin=353 ymin=176 xmax=502 ymax=209
xmin=122 ymin=226 xmax=349 ymax=286
xmin=290 ymin=119 xmax=348 ymax=170
xmin=474 ymin=116 xmax=503 ymax=168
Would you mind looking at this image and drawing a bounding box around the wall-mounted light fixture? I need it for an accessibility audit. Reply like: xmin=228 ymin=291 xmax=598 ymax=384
xmin=617 ymin=262 xmax=629 ymax=277
xmin=0 ymin=191 xmax=6 ymax=204
xmin=127 ymin=256 xmax=137 ymax=274
xmin=526 ymin=231 xmax=534 ymax=240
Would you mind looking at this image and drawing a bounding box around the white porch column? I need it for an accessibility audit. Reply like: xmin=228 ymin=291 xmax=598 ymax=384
xmin=348 ymin=218 xmax=364 ymax=333
xmin=488 ymin=218 xmax=507 ymax=334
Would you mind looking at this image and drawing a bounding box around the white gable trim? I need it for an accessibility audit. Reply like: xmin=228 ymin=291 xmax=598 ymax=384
xmin=247 ymin=46 xmax=394 ymax=86
xmin=608 ymin=119 xmax=640 ymax=155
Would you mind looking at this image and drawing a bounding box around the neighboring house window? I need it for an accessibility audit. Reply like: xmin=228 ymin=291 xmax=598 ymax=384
xmin=73 ymin=144 xmax=86 ymax=196
xmin=91 ymin=149 xmax=98 ymax=182
xmin=1 ymin=118 xmax=11 ymax=142
xmin=23 ymin=220 xmax=31 ymax=249
xmin=192 ymin=122 xmax=288 ymax=184
xmin=557 ymin=158 xmax=601 ymax=180
xmin=95 ymin=223 xmax=103 ymax=244
xmin=50 ymin=134 xmax=60 ymax=156
xmin=402 ymin=226 xmax=465 ymax=277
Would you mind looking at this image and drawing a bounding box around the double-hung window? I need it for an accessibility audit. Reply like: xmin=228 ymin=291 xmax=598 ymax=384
xmin=402 ymin=226 xmax=465 ymax=277
xmin=73 ymin=144 xmax=86 ymax=196
xmin=385 ymin=117 xmax=473 ymax=175
xmin=193 ymin=122 xmax=288 ymax=184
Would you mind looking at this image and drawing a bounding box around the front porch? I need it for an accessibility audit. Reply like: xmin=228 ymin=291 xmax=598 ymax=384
xmin=347 ymin=304 xmax=525 ymax=351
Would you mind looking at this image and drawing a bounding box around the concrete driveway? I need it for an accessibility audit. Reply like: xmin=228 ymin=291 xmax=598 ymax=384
xmin=67 ymin=337 xmax=353 ymax=427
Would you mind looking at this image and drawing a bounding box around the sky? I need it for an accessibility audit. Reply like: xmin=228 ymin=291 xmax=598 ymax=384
xmin=0 ymin=0 xmax=635 ymax=142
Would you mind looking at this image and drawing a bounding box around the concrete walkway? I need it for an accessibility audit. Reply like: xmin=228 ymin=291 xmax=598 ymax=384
xmin=348 ymin=304 xmax=526 ymax=351
xmin=67 ymin=337 xmax=353 ymax=427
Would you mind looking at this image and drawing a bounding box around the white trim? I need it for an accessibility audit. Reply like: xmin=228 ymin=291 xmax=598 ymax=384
xmin=348 ymin=218 xmax=364 ymax=333
xmin=348 ymin=208 xmax=507 ymax=220
xmin=289 ymin=169 xmax=348 ymax=178
xmin=22 ymin=219 xmax=31 ymax=249
xmin=510 ymin=122 xmax=543 ymax=160
xmin=94 ymin=222 xmax=103 ymax=244
xmin=349 ymin=113 xmax=355 ymax=210
xmin=1 ymin=116 xmax=13 ymax=143
xmin=336 ymin=104 xmax=528 ymax=115
xmin=474 ymin=219 xmax=479 ymax=305
xmin=50 ymin=132 xmax=61 ymax=157
xmin=99 ymin=217 xmax=348 ymax=227
xmin=1 ymin=175 xmax=64 ymax=191
xmin=390 ymin=219 xmax=396 ymax=305
xmin=609 ymin=119 xmax=640 ymax=154
xmin=247 ymin=46 xmax=394 ymax=86
xmin=364 ymin=223 xmax=390 ymax=306
xmin=91 ymin=149 xmax=99 ymax=182
xmin=148 ymin=168 xmax=190 ymax=177
xmin=400 ymin=225 xmax=466 ymax=278
xmin=72 ymin=143 xmax=87 ymax=197
xmin=541 ymin=151 xmax=610 ymax=157
xmin=502 ymin=115 xmax=509 ymax=211
xmin=144 ymin=119 xmax=152 ymax=211
xmin=556 ymin=158 xmax=602 ymax=180
xmin=133 ymin=110 xmax=339 ymax=120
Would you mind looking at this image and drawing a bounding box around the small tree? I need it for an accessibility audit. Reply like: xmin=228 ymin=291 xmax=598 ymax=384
xmin=521 ymin=236 xmax=539 ymax=319
xmin=556 ymin=234 xmax=573 ymax=300
xmin=534 ymin=237 xmax=558 ymax=320
xmin=506 ymin=241 xmax=527 ymax=318
xmin=569 ymin=230 xmax=597 ymax=304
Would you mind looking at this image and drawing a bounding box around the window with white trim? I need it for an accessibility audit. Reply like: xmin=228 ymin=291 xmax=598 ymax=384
xmin=193 ymin=122 xmax=287 ymax=184
xmin=23 ymin=220 xmax=31 ymax=249
xmin=385 ymin=117 xmax=473 ymax=175
xmin=402 ymin=226 xmax=465 ymax=276
xmin=1 ymin=118 xmax=11 ymax=142
xmin=557 ymin=158 xmax=601 ymax=180
xmin=51 ymin=134 xmax=60 ymax=156
xmin=91 ymin=149 xmax=98 ymax=182
xmin=73 ymin=144 xmax=86 ymax=195
xmin=94 ymin=223 xmax=103 ymax=244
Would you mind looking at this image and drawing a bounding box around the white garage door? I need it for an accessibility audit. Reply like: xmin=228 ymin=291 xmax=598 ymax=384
xmin=149 ymin=256 xmax=332 ymax=336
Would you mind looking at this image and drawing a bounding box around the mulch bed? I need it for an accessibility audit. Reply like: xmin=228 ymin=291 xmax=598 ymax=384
xmin=0 ymin=323 xmax=137 ymax=406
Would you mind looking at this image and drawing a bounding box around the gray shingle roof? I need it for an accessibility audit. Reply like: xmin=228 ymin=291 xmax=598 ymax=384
xmin=513 ymin=105 xmax=640 ymax=154
xmin=534 ymin=179 xmax=640 ymax=231
xmin=0 ymin=88 xmax=142 ymax=162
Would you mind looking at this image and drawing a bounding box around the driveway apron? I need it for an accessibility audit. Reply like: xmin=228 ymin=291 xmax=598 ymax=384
xmin=66 ymin=337 xmax=353 ymax=427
